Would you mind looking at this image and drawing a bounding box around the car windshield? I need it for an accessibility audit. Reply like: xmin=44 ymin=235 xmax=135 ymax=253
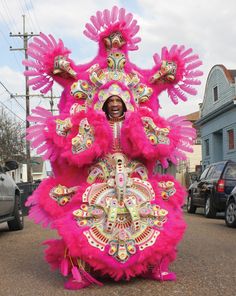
xmin=223 ymin=163 xmax=236 ymax=179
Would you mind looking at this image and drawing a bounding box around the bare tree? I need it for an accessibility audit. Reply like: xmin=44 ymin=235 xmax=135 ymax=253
xmin=0 ymin=107 xmax=26 ymax=164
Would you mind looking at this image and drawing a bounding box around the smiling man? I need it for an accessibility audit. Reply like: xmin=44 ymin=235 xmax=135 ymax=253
xmin=103 ymin=95 xmax=127 ymax=120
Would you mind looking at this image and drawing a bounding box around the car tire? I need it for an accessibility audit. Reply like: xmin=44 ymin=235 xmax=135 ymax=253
xmin=225 ymin=199 xmax=236 ymax=228
xmin=187 ymin=193 xmax=197 ymax=213
xmin=8 ymin=195 xmax=24 ymax=231
xmin=204 ymin=195 xmax=217 ymax=218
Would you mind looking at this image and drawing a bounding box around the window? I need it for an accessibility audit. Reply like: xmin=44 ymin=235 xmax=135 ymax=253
xmin=199 ymin=167 xmax=210 ymax=180
xmin=205 ymin=139 xmax=209 ymax=156
xmin=227 ymin=129 xmax=235 ymax=150
xmin=207 ymin=163 xmax=225 ymax=179
xmin=195 ymin=138 xmax=202 ymax=145
xmin=224 ymin=163 xmax=236 ymax=179
xmin=213 ymin=86 xmax=218 ymax=102
xmin=195 ymin=129 xmax=201 ymax=145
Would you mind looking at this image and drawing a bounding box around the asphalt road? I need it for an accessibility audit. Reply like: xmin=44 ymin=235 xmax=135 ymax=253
xmin=0 ymin=210 xmax=235 ymax=296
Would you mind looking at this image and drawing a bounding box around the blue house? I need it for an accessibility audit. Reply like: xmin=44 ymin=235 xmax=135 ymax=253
xmin=196 ymin=65 xmax=236 ymax=168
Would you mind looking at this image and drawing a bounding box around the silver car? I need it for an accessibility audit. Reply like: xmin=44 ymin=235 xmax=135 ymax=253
xmin=0 ymin=160 xmax=24 ymax=230
xmin=225 ymin=186 xmax=236 ymax=228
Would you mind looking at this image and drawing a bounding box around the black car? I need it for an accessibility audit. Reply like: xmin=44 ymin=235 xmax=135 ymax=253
xmin=187 ymin=160 xmax=236 ymax=218
xmin=225 ymin=186 xmax=236 ymax=228
xmin=0 ymin=160 xmax=24 ymax=230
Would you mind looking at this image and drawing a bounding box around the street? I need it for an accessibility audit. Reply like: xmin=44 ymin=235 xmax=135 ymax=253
xmin=0 ymin=210 xmax=235 ymax=296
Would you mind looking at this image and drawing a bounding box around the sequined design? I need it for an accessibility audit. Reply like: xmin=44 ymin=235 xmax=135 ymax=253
xmin=95 ymin=84 xmax=134 ymax=111
xmin=107 ymin=52 xmax=126 ymax=73
xmin=88 ymin=51 xmax=128 ymax=87
xmin=50 ymin=184 xmax=77 ymax=206
xmin=150 ymin=60 xmax=177 ymax=84
xmin=73 ymin=153 xmax=168 ymax=262
xmin=87 ymin=158 xmax=112 ymax=184
xmin=70 ymin=80 xmax=94 ymax=103
xmin=53 ymin=55 xmax=77 ymax=78
xmin=69 ymin=103 xmax=87 ymax=116
xmin=68 ymin=50 xmax=153 ymax=110
xmin=142 ymin=117 xmax=170 ymax=145
xmin=55 ymin=118 xmax=72 ymax=136
xmin=132 ymin=83 xmax=153 ymax=104
xmin=109 ymin=119 xmax=123 ymax=152
xmin=103 ymin=31 xmax=126 ymax=50
xmin=88 ymin=64 xmax=106 ymax=87
xmin=71 ymin=118 xmax=94 ymax=154
xmin=158 ymin=181 xmax=176 ymax=200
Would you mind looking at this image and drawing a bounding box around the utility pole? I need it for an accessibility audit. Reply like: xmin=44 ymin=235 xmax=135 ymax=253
xmin=43 ymin=90 xmax=60 ymax=114
xmin=10 ymin=15 xmax=39 ymax=182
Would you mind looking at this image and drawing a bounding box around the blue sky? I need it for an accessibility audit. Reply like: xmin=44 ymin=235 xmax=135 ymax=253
xmin=0 ymin=0 xmax=236 ymax=122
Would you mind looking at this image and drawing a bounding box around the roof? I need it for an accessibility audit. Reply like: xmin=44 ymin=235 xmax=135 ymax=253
xmin=207 ymin=65 xmax=236 ymax=84
xmin=200 ymin=64 xmax=236 ymax=118
xmin=229 ymin=70 xmax=236 ymax=79
xmin=184 ymin=111 xmax=200 ymax=122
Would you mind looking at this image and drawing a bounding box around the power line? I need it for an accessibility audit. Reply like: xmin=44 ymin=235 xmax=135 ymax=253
xmin=23 ymin=0 xmax=39 ymax=33
xmin=0 ymin=80 xmax=26 ymax=111
xmin=0 ymin=30 xmax=23 ymax=69
xmin=2 ymin=0 xmax=19 ymax=33
xmin=28 ymin=0 xmax=42 ymax=32
xmin=0 ymin=100 xmax=24 ymax=122
xmin=0 ymin=6 xmax=23 ymax=69
xmin=17 ymin=0 xmax=26 ymax=15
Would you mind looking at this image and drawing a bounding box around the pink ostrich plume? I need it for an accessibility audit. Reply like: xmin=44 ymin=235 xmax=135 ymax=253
xmin=26 ymin=106 xmax=58 ymax=161
xmin=153 ymin=45 xmax=203 ymax=104
xmin=83 ymin=6 xmax=141 ymax=51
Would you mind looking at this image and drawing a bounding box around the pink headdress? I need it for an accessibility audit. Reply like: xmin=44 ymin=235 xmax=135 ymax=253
xmin=94 ymin=81 xmax=135 ymax=111
xmin=83 ymin=6 xmax=141 ymax=51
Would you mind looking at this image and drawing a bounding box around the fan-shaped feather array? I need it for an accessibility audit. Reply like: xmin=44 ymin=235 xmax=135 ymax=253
xmin=153 ymin=45 xmax=203 ymax=104
xmin=23 ymin=33 xmax=70 ymax=93
xmin=84 ymin=6 xmax=141 ymax=51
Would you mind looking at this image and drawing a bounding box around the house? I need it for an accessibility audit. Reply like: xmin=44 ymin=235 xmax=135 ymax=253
xmin=10 ymin=156 xmax=48 ymax=183
xmin=176 ymin=111 xmax=202 ymax=187
xmin=196 ymin=64 xmax=236 ymax=168
xmin=31 ymin=156 xmax=48 ymax=181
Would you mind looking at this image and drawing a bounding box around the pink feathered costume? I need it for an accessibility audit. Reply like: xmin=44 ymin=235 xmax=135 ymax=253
xmin=24 ymin=6 xmax=202 ymax=290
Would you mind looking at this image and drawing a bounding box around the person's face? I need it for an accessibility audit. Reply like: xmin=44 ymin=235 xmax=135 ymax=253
xmin=107 ymin=96 xmax=124 ymax=118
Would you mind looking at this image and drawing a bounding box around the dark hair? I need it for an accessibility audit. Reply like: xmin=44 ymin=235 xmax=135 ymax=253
xmin=102 ymin=96 xmax=127 ymax=119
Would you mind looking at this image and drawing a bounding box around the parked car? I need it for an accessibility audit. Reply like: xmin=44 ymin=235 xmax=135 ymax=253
xmin=187 ymin=160 xmax=236 ymax=218
xmin=0 ymin=160 xmax=24 ymax=230
xmin=225 ymin=186 xmax=236 ymax=227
